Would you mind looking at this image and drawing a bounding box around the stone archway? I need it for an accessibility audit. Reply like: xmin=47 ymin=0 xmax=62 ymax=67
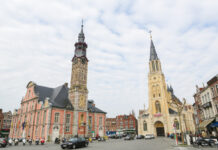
xmin=154 ymin=121 xmax=165 ymax=136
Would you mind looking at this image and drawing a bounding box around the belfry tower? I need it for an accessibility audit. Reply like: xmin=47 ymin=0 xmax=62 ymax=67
xmin=69 ymin=22 xmax=89 ymax=136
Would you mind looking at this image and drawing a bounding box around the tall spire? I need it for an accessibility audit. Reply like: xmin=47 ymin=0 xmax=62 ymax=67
xmin=149 ymin=31 xmax=158 ymax=61
xmin=78 ymin=19 xmax=85 ymax=42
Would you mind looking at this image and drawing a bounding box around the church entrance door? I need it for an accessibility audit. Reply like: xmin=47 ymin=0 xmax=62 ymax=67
xmin=154 ymin=121 xmax=165 ymax=136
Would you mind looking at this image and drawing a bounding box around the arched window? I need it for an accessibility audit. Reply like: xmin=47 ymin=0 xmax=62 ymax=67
xmin=156 ymin=61 xmax=159 ymax=71
xmin=155 ymin=101 xmax=161 ymax=113
xmin=174 ymin=119 xmax=179 ymax=130
xmin=143 ymin=121 xmax=147 ymax=131
xmin=152 ymin=61 xmax=155 ymax=72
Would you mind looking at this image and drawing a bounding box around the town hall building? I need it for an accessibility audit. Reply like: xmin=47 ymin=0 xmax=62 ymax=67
xmin=9 ymin=24 xmax=106 ymax=141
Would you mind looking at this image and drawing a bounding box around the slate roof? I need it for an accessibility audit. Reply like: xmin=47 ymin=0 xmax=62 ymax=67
xmin=150 ymin=40 xmax=159 ymax=61
xmin=88 ymin=100 xmax=106 ymax=114
xmin=34 ymin=84 xmax=73 ymax=109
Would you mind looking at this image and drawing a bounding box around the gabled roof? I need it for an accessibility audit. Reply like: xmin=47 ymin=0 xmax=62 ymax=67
xmin=88 ymin=100 xmax=106 ymax=114
xmin=34 ymin=84 xmax=73 ymax=109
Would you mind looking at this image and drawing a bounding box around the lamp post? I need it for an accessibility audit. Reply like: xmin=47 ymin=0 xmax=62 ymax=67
xmin=169 ymin=98 xmax=186 ymax=144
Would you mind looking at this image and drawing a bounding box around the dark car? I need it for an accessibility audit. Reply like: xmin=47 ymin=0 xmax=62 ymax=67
xmin=136 ymin=135 xmax=144 ymax=139
xmin=0 ymin=138 xmax=7 ymax=148
xmin=124 ymin=135 xmax=134 ymax=140
xmin=61 ymin=137 xmax=89 ymax=149
xmin=193 ymin=138 xmax=216 ymax=147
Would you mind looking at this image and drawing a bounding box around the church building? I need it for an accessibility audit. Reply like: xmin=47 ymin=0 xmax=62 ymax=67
xmin=138 ymin=35 xmax=195 ymax=136
xmin=9 ymin=24 xmax=106 ymax=141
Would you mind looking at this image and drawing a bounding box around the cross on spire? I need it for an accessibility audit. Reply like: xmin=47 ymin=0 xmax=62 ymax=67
xmin=149 ymin=30 xmax=152 ymax=40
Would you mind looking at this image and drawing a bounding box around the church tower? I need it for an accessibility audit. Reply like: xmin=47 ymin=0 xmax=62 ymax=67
xmin=147 ymin=35 xmax=171 ymax=136
xmin=69 ymin=22 xmax=88 ymax=111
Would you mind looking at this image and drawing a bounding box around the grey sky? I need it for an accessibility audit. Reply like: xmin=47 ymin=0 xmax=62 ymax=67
xmin=0 ymin=0 xmax=218 ymax=117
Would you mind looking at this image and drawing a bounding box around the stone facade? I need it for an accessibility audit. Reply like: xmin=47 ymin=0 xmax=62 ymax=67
xmin=138 ymin=38 xmax=195 ymax=136
xmin=2 ymin=111 xmax=12 ymax=130
xmin=9 ymin=25 xmax=106 ymax=141
xmin=193 ymin=75 xmax=218 ymax=135
xmin=0 ymin=109 xmax=4 ymax=132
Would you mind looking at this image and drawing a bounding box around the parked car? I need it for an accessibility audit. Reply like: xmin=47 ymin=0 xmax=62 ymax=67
xmin=124 ymin=135 xmax=134 ymax=140
xmin=145 ymin=134 xmax=155 ymax=139
xmin=136 ymin=135 xmax=144 ymax=139
xmin=98 ymin=137 xmax=106 ymax=142
xmin=61 ymin=137 xmax=89 ymax=149
xmin=193 ymin=138 xmax=216 ymax=147
xmin=0 ymin=138 xmax=7 ymax=148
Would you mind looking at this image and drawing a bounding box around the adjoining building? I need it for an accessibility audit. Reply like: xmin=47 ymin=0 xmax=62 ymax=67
xmin=1 ymin=111 xmax=12 ymax=138
xmin=0 ymin=109 xmax=4 ymax=137
xmin=106 ymin=114 xmax=137 ymax=136
xmin=9 ymin=24 xmax=106 ymax=141
xmin=194 ymin=75 xmax=218 ymax=136
xmin=138 ymin=36 xmax=195 ymax=136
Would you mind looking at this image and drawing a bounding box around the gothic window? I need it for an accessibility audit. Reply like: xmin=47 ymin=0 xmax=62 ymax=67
xmin=156 ymin=61 xmax=159 ymax=71
xmin=159 ymin=93 xmax=161 ymax=97
xmin=152 ymin=61 xmax=155 ymax=72
xmin=174 ymin=119 xmax=179 ymax=130
xmin=153 ymin=94 xmax=155 ymax=98
xmin=155 ymin=101 xmax=161 ymax=113
xmin=143 ymin=121 xmax=147 ymax=131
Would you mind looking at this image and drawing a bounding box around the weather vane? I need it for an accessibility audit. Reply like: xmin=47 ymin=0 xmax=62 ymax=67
xmin=81 ymin=19 xmax=84 ymax=28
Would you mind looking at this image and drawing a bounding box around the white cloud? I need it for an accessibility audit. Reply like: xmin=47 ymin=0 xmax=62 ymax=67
xmin=0 ymin=0 xmax=217 ymax=118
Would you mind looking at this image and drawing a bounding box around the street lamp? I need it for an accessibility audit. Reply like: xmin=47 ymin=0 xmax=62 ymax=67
xmin=168 ymin=98 xmax=186 ymax=144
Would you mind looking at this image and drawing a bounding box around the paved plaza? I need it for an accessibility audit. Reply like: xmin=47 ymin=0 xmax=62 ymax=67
xmin=2 ymin=138 xmax=217 ymax=150
xmin=3 ymin=138 xmax=216 ymax=150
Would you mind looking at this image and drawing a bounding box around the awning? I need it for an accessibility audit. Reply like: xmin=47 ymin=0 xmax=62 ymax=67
xmin=210 ymin=122 xmax=218 ymax=127
xmin=199 ymin=118 xmax=214 ymax=129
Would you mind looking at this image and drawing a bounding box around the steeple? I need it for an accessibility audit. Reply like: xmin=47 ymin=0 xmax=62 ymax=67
xmin=150 ymin=39 xmax=159 ymax=61
xmin=78 ymin=20 xmax=85 ymax=42
xmin=148 ymin=31 xmax=162 ymax=73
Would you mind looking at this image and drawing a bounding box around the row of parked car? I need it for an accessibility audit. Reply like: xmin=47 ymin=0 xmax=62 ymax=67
xmin=108 ymin=134 xmax=155 ymax=140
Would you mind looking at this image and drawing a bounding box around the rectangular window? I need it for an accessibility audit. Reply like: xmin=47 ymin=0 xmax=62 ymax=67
xmin=43 ymin=110 xmax=46 ymax=124
xmin=216 ymin=85 xmax=218 ymax=94
xmin=201 ymin=96 xmax=204 ymax=104
xmin=88 ymin=116 xmax=92 ymax=130
xmin=66 ymin=114 xmax=70 ymax=124
xmin=36 ymin=112 xmax=40 ymax=124
xmin=207 ymin=93 xmax=210 ymax=101
xmin=65 ymin=126 xmax=70 ymax=132
xmin=211 ymin=88 xmax=215 ymax=97
xmin=99 ymin=117 xmax=102 ymax=126
xmin=55 ymin=113 xmax=59 ymax=123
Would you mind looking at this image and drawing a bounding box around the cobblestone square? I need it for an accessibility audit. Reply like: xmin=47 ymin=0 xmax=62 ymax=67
xmin=2 ymin=138 xmax=217 ymax=150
